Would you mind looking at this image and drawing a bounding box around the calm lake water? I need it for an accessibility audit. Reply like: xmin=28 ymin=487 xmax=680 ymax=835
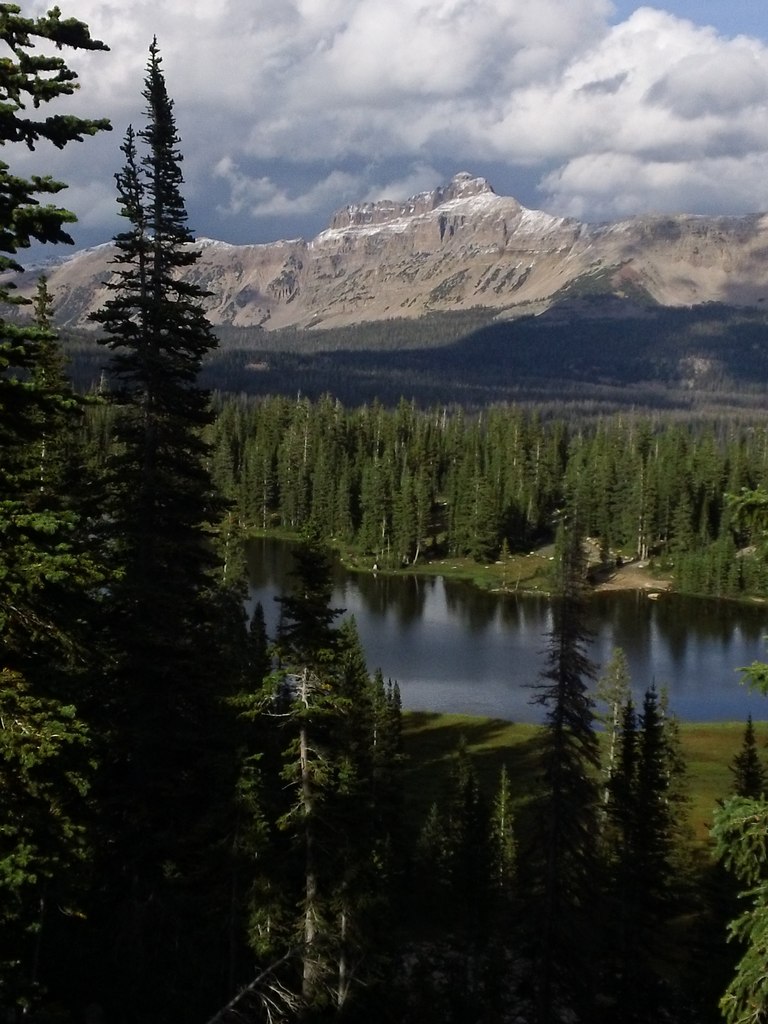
xmin=246 ymin=538 xmax=768 ymax=724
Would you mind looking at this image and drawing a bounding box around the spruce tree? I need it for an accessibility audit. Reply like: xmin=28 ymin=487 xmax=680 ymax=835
xmin=604 ymin=686 xmax=693 ymax=1020
xmin=702 ymin=490 xmax=768 ymax=1024
xmin=712 ymin=794 xmax=768 ymax=1024
xmin=87 ymin=41 xmax=237 ymax=1023
xmin=606 ymin=695 xmax=638 ymax=991
xmin=635 ymin=687 xmax=678 ymax=901
xmin=271 ymin=538 xmax=354 ymax=1008
xmin=0 ymin=6 xmax=109 ymax=1013
xmin=252 ymin=539 xmax=402 ymax=1016
xmin=490 ymin=764 xmax=517 ymax=897
xmin=0 ymin=8 xmax=109 ymax=683
xmin=371 ymin=670 xmax=405 ymax=859
xmin=713 ymin=658 xmax=768 ymax=1024
xmin=529 ymin=520 xmax=601 ymax=1024
xmin=596 ymin=646 xmax=632 ymax=804
xmin=730 ymin=714 xmax=766 ymax=798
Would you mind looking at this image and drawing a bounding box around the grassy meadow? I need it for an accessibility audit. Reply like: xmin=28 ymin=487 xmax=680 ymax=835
xmin=402 ymin=713 xmax=753 ymax=844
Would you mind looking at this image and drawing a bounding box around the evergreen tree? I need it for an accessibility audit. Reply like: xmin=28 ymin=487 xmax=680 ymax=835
xmin=595 ymin=646 xmax=632 ymax=805
xmin=730 ymin=715 xmax=766 ymax=798
xmin=371 ymin=670 xmax=405 ymax=855
xmin=268 ymin=537 xmax=353 ymax=1009
xmin=328 ymin=618 xmax=388 ymax=1010
xmin=710 ymin=497 xmax=768 ymax=1024
xmin=0 ymin=672 xmax=92 ymax=1012
xmin=250 ymin=539 xmax=405 ymax=1017
xmin=604 ymin=686 xmax=693 ymax=1021
xmin=246 ymin=600 xmax=272 ymax=689
xmin=635 ymin=686 xmax=679 ymax=904
xmin=87 ymin=42 xmax=238 ymax=1023
xmin=712 ymin=795 xmax=768 ymax=1024
xmin=28 ymin=276 xmax=73 ymax=491
xmin=0 ymin=7 xmax=108 ymax=1013
xmin=490 ymin=764 xmax=517 ymax=896
xmin=529 ymin=521 xmax=601 ymax=1024
xmin=0 ymin=8 xmax=109 ymax=684
xmin=445 ymin=738 xmax=492 ymax=932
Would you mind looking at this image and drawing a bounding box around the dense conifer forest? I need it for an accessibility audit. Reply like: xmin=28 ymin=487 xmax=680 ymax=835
xmin=5 ymin=7 xmax=768 ymax=1024
xmin=198 ymin=303 xmax=768 ymax=411
xmin=208 ymin=394 xmax=768 ymax=599
xmin=63 ymin=302 xmax=768 ymax=411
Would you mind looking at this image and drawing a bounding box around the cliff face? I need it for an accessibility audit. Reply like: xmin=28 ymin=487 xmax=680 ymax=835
xmin=14 ymin=172 xmax=768 ymax=330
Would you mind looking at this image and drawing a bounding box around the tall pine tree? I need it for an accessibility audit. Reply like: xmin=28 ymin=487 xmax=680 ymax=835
xmin=268 ymin=537 xmax=348 ymax=1010
xmin=603 ymin=685 xmax=693 ymax=1021
xmin=730 ymin=715 xmax=766 ymax=799
xmin=244 ymin=537 xmax=404 ymax=1018
xmin=528 ymin=520 xmax=601 ymax=1024
xmin=0 ymin=6 xmax=109 ymax=1013
xmin=713 ymin=659 xmax=768 ymax=1024
xmin=87 ymin=41 xmax=238 ymax=1024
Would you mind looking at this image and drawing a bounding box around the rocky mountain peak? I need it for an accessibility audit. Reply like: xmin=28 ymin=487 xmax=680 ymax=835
xmin=11 ymin=172 xmax=768 ymax=334
xmin=444 ymin=171 xmax=495 ymax=198
xmin=328 ymin=171 xmax=497 ymax=230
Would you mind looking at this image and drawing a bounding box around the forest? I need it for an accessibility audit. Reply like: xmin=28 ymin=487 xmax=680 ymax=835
xmin=4 ymin=7 xmax=768 ymax=1024
xmin=63 ymin=302 xmax=768 ymax=412
xmin=208 ymin=394 xmax=768 ymax=599
xmin=197 ymin=302 xmax=768 ymax=411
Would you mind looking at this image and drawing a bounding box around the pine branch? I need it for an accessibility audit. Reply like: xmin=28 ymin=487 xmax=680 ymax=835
xmin=203 ymin=949 xmax=299 ymax=1024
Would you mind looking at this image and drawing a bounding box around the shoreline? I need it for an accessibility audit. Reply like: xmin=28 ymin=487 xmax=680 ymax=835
xmin=247 ymin=530 xmax=766 ymax=603
xmin=591 ymin=562 xmax=673 ymax=594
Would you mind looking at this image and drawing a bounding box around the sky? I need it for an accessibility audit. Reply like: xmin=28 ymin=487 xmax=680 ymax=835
xmin=13 ymin=0 xmax=768 ymax=258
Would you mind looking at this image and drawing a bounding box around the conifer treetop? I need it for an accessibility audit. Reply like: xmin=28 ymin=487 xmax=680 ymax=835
xmin=0 ymin=3 xmax=110 ymax=272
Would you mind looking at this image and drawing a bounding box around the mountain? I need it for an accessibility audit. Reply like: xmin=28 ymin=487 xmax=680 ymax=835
xmin=11 ymin=171 xmax=768 ymax=331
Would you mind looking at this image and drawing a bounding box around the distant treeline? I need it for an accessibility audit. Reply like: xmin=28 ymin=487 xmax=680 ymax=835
xmin=62 ymin=301 xmax=768 ymax=412
xmin=209 ymin=394 xmax=768 ymax=597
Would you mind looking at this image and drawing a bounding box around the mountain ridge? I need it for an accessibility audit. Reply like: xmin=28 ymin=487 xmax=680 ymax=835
xmin=11 ymin=172 xmax=768 ymax=331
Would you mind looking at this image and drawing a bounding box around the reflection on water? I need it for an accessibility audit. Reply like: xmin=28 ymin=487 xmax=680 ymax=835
xmin=247 ymin=538 xmax=768 ymax=724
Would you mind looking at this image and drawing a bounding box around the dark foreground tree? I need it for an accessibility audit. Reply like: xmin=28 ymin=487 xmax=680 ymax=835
xmin=604 ymin=685 xmax=694 ymax=1021
xmin=713 ymin=661 xmax=768 ymax=1024
xmin=528 ymin=521 xmax=601 ymax=1024
xmin=713 ymin=793 xmax=768 ymax=1024
xmin=271 ymin=538 xmax=345 ymax=1009
xmin=730 ymin=715 xmax=766 ymax=799
xmin=595 ymin=646 xmax=631 ymax=803
xmin=233 ymin=537 xmax=406 ymax=1021
xmin=87 ymin=41 xmax=239 ymax=1023
xmin=0 ymin=6 xmax=109 ymax=1013
xmin=712 ymin=497 xmax=768 ymax=1024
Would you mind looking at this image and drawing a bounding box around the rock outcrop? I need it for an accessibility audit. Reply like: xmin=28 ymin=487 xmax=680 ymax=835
xmin=12 ymin=172 xmax=768 ymax=331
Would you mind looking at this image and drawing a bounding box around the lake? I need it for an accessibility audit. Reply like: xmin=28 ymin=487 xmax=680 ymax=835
xmin=246 ymin=538 xmax=768 ymax=724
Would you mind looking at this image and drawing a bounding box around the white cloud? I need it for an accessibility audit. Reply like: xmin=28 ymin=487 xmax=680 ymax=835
xmin=540 ymin=152 xmax=768 ymax=220
xmin=213 ymin=159 xmax=366 ymax=220
xmin=648 ymin=48 xmax=768 ymax=119
xmin=363 ymin=164 xmax=446 ymax=203
xmin=12 ymin=0 xmax=768 ymax=249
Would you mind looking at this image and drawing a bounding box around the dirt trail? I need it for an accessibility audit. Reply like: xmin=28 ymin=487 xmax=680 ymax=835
xmin=593 ymin=561 xmax=671 ymax=593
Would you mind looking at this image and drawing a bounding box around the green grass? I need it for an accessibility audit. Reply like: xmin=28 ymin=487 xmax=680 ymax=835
xmin=248 ymin=526 xmax=556 ymax=592
xmin=246 ymin=528 xmax=671 ymax=596
xmin=402 ymin=712 xmax=754 ymax=843
xmin=340 ymin=548 xmax=554 ymax=593
xmin=401 ymin=712 xmax=542 ymax=823
xmin=682 ymin=722 xmax=749 ymax=838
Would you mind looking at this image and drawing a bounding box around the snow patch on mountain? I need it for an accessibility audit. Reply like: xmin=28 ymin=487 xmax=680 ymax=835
xmin=12 ymin=172 xmax=768 ymax=331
